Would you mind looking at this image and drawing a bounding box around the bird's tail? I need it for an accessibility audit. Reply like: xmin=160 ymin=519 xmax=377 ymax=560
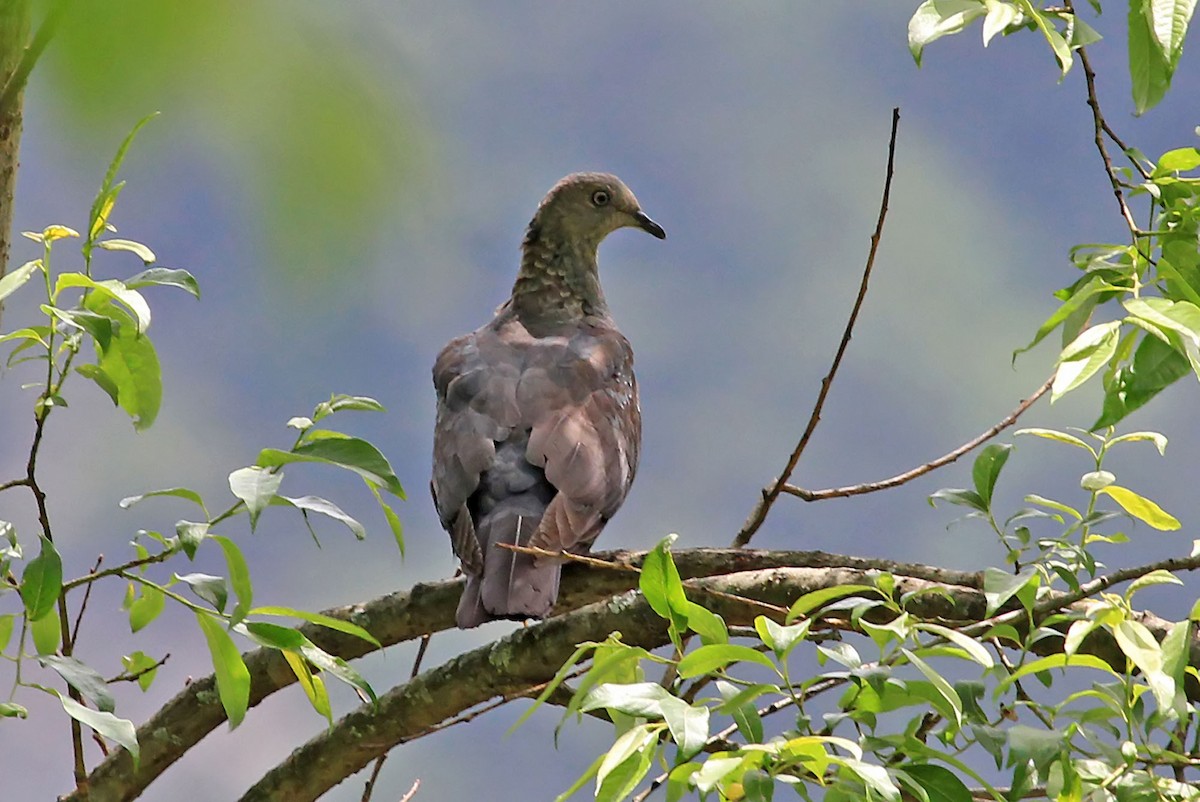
xmin=455 ymin=498 xmax=561 ymax=628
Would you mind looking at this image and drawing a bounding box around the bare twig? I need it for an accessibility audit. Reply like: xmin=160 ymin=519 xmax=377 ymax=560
xmin=734 ymin=108 xmax=901 ymax=548
xmin=1066 ymin=2 xmax=1141 ymax=234
xmin=71 ymin=554 xmax=104 ymax=643
xmin=360 ymin=755 xmax=387 ymax=802
xmin=409 ymin=634 xmax=431 ymax=679
xmin=399 ymin=779 xmax=421 ymax=802
xmin=0 ymin=477 xmax=29 ymax=492
xmin=784 ymin=373 xmax=1053 ymax=501
xmin=500 ymin=542 xmax=788 ymax=615
xmin=105 ymin=653 xmax=170 ymax=685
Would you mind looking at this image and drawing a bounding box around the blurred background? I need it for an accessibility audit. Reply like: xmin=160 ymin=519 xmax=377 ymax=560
xmin=2 ymin=2 xmax=1199 ymax=799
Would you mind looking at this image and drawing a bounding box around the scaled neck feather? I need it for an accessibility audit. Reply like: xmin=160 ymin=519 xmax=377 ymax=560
xmin=511 ymin=221 xmax=608 ymax=330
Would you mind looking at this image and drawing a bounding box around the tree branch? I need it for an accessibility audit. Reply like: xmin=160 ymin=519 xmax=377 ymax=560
xmin=66 ymin=545 xmax=1200 ymax=801
xmin=237 ymin=557 xmax=1200 ymax=801
xmin=734 ymin=108 xmax=901 ymax=548
xmin=783 ymin=373 xmax=1053 ymax=501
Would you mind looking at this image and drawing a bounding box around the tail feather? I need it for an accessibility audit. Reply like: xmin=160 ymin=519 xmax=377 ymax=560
xmin=454 ymin=498 xmax=561 ymax=628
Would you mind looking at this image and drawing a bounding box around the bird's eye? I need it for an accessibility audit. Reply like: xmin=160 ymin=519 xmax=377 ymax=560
xmin=591 ymin=189 xmax=611 ymax=207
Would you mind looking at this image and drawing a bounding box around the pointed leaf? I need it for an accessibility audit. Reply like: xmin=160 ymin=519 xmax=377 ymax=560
xmin=195 ymin=612 xmax=250 ymax=728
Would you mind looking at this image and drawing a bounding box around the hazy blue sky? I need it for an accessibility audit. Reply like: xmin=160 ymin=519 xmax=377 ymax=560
xmin=4 ymin=3 xmax=1199 ymax=799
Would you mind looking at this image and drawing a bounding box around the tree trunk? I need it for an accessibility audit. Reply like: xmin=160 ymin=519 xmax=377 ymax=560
xmin=0 ymin=0 xmax=32 ymax=291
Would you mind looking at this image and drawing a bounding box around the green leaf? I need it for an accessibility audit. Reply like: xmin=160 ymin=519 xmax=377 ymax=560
xmin=1022 ymin=2 xmax=1073 ymax=75
xmin=297 ymin=640 xmax=377 ymax=703
xmin=0 ymin=702 xmax=28 ymax=718
xmin=661 ymin=696 xmax=710 ymax=759
xmin=1107 ymin=430 xmax=1168 ymax=455
xmin=1099 ymin=485 xmax=1181 ymax=530
xmin=996 ymin=653 xmax=1117 ymax=693
xmin=97 ymin=238 xmax=156 ymax=263
xmin=281 ymin=649 xmax=331 ymax=722
xmin=684 ymin=600 xmax=728 ymax=645
xmin=899 ymin=763 xmax=973 ymax=802
xmin=677 ymin=644 xmax=776 ymax=679
xmin=40 ymin=655 xmax=116 ymax=712
xmin=0 ymin=259 xmax=42 ymax=303
xmin=1125 ymin=569 xmax=1183 ymax=600
xmin=842 ymin=758 xmax=902 ymax=801
xmin=927 ymin=488 xmax=987 ymax=513
xmin=30 ymin=610 xmax=62 ymax=656
xmin=0 ymin=614 xmax=13 ymax=652
xmin=1052 ymin=321 xmax=1121 ymax=401
xmin=228 ymin=466 xmax=283 ymax=532
xmin=94 ymin=309 xmax=161 ymax=430
xmin=58 ymin=693 xmax=139 ymax=767
xmin=914 ymin=623 xmax=994 ymax=667
xmin=121 ymin=651 xmax=161 ymax=691
xmin=125 ymin=267 xmax=200 ymax=299
xmin=1008 ymin=725 xmax=1069 ymax=774
xmin=56 ymin=274 xmax=152 ymax=334
xmin=75 ymin=364 xmax=120 ymax=405
xmin=88 ymin=112 xmax=158 ymax=244
xmin=908 ymin=0 xmax=988 ymax=65
xmin=595 ymin=723 xmax=659 ymax=801
xmin=257 ymin=436 xmax=404 ymax=497
xmin=119 ymin=487 xmax=207 ymax=513
xmin=786 ymin=584 xmax=880 ymax=622
xmin=128 ymin=584 xmax=165 ymax=632
xmin=755 ymin=615 xmax=811 ymax=658
xmin=972 ymin=443 xmax=1012 ymax=508
xmin=195 ymin=611 xmax=251 ymax=728
xmin=175 ymin=520 xmax=210 ymax=559
xmin=1014 ymin=427 xmax=1094 ymax=453
xmin=902 ymin=649 xmax=963 ymax=727
xmin=1156 ymin=146 xmax=1200 ymax=174
xmin=277 ymin=494 xmax=366 ymax=540
xmin=1145 ymin=0 xmax=1198 ymax=64
xmin=981 ymin=0 xmax=1021 ymax=47
xmin=640 ymin=534 xmax=689 ymax=633
xmin=20 ymin=536 xmax=63 ymax=621
xmin=716 ymin=680 xmax=767 ymax=743
xmin=1129 ymin=0 xmax=1176 ymax=113
xmin=982 ymin=567 xmax=1038 ymax=616
xmin=175 ymin=572 xmax=228 ymax=613
xmin=312 ymin=394 xmax=387 ymax=420
xmin=581 ymin=682 xmax=672 ymax=718
xmin=249 ymin=604 xmax=380 ymax=647
xmin=367 ymin=483 xmax=404 ymax=555
xmin=210 ymin=536 xmax=253 ymax=624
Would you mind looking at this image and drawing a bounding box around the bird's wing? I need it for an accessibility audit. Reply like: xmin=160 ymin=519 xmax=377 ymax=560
xmin=431 ymin=313 xmax=640 ymax=564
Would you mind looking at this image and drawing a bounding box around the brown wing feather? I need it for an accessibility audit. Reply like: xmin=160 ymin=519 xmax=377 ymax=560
xmin=431 ymin=306 xmax=640 ymax=623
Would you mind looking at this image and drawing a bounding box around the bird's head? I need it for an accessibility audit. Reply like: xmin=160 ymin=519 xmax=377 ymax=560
xmin=529 ymin=173 xmax=666 ymax=251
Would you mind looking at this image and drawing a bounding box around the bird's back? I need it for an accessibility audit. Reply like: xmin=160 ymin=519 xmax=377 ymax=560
xmin=432 ymin=306 xmax=640 ymax=626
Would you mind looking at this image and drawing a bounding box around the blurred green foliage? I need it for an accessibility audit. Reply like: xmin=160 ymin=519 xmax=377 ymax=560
xmin=43 ymin=0 xmax=426 ymax=282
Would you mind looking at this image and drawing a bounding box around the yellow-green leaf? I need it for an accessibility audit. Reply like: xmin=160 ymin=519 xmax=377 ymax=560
xmin=1100 ymin=485 xmax=1181 ymax=530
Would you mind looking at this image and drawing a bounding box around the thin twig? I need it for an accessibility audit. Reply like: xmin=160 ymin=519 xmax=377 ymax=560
xmin=360 ymin=755 xmax=387 ymax=802
xmin=71 ymin=555 xmax=104 ymax=643
xmin=0 ymin=0 xmax=70 ymax=120
xmin=784 ymin=373 xmax=1053 ymax=501
xmin=1067 ymin=5 xmax=1141 ymax=234
xmin=105 ymin=653 xmax=170 ymax=685
xmin=410 ymin=634 xmax=431 ymax=680
xmin=399 ymin=779 xmax=420 ymax=802
xmin=734 ymin=108 xmax=901 ymax=548
xmin=496 ymin=542 xmax=638 ymax=573
xmin=499 ymin=543 xmax=788 ymax=615
xmin=991 ymin=640 xmax=1055 ymax=729
xmin=0 ymin=477 xmax=29 ymax=492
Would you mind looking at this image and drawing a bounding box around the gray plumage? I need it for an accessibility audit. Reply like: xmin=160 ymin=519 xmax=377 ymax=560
xmin=431 ymin=173 xmax=665 ymax=628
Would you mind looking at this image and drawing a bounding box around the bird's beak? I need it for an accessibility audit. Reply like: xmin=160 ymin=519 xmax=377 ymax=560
xmin=632 ymin=210 xmax=666 ymax=240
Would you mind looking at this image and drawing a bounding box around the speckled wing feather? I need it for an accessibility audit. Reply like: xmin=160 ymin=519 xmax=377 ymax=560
xmin=431 ymin=303 xmax=640 ymax=627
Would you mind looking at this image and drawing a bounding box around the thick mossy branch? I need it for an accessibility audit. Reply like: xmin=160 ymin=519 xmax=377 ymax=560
xmin=64 ymin=548 xmax=1200 ymax=802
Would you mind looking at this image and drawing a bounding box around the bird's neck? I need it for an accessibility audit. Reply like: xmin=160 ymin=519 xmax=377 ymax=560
xmin=511 ymin=224 xmax=608 ymax=328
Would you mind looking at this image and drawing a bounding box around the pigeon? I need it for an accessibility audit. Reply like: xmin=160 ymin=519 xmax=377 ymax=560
xmin=431 ymin=173 xmax=665 ymax=628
